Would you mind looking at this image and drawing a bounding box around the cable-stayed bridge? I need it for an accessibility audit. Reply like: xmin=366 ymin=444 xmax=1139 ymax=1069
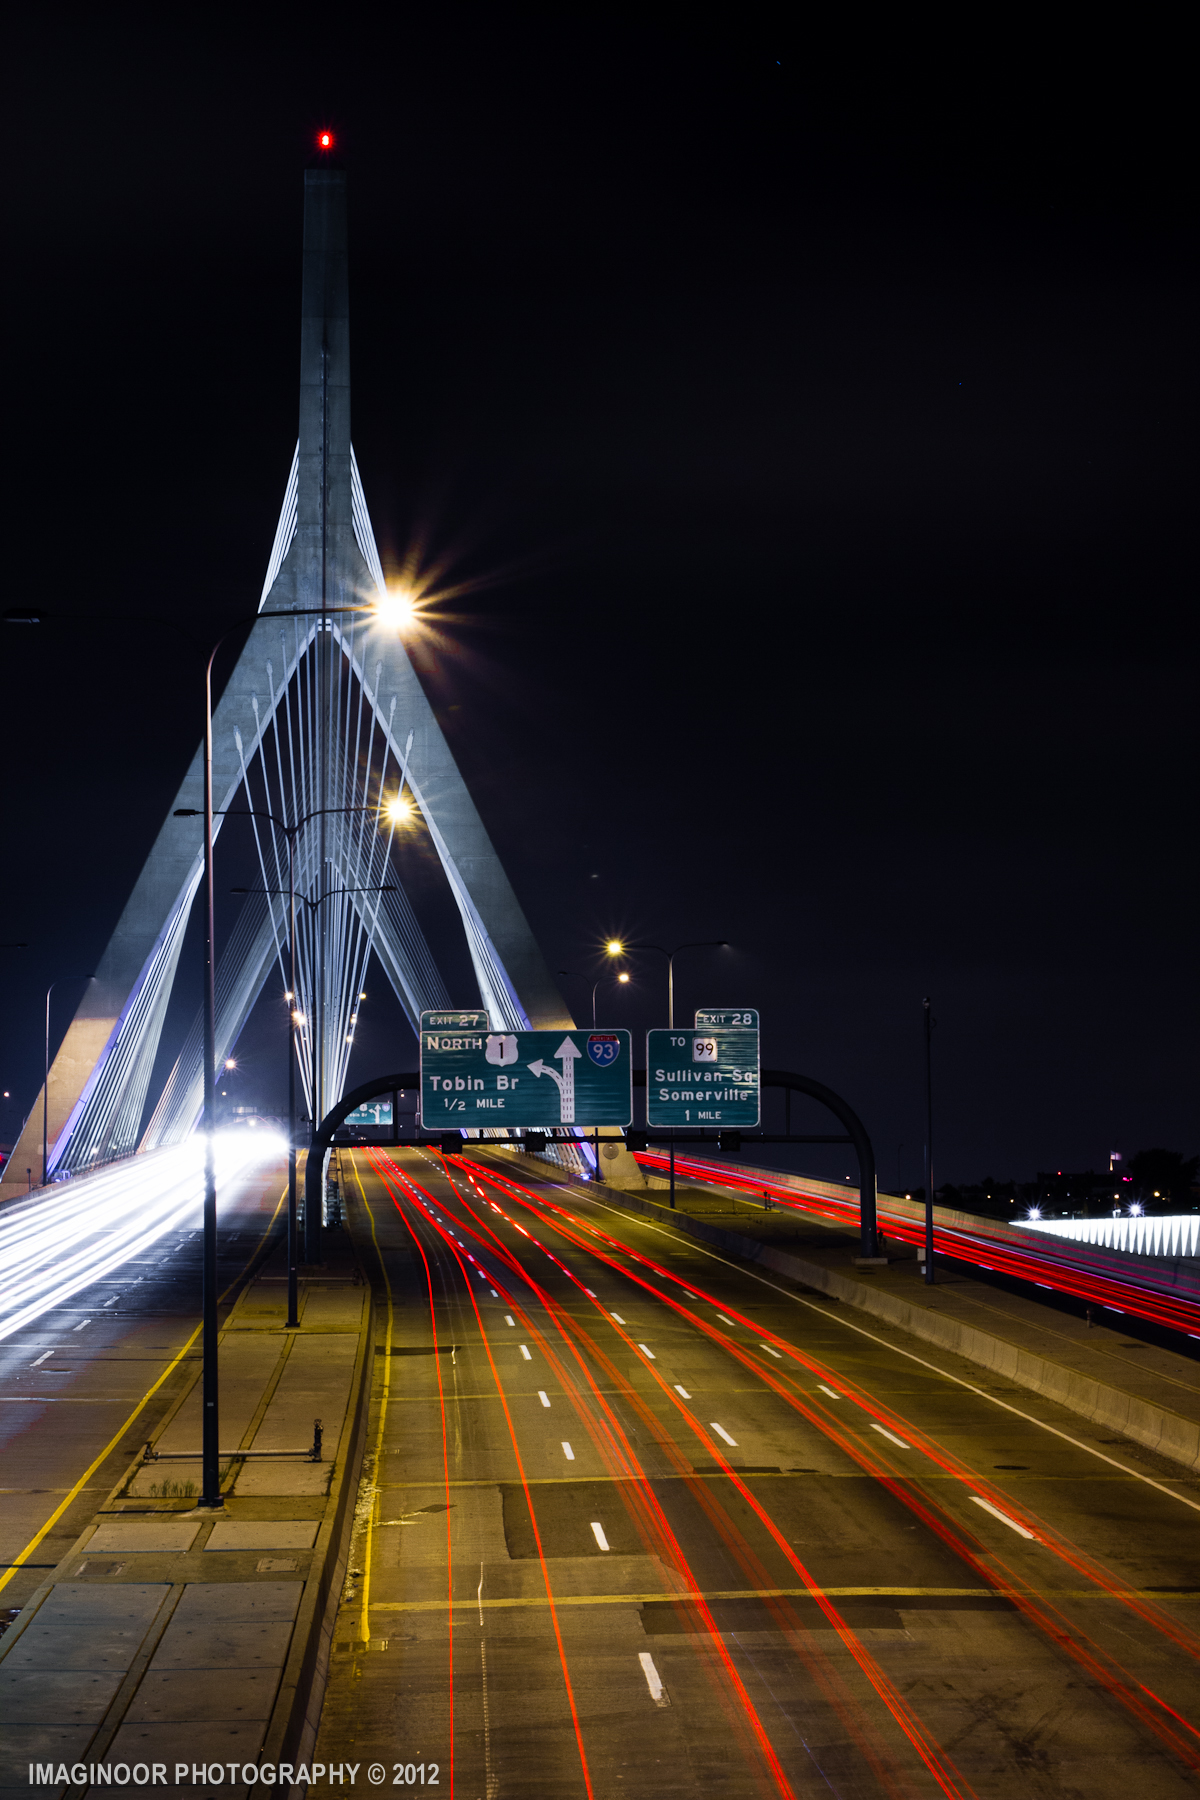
xmin=0 ymin=165 xmax=573 ymax=1205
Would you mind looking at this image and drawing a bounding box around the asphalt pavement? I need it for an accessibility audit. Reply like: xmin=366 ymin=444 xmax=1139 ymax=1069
xmin=313 ymin=1147 xmax=1200 ymax=1800
xmin=0 ymin=1159 xmax=288 ymax=1624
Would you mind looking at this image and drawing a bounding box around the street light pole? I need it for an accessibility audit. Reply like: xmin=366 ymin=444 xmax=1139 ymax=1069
xmin=608 ymin=939 xmax=728 ymax=1029
xmin=199 ymin=638 xmax=221 ymax=1508
xmin=232 ymin=878 xmax=396 ymax=1264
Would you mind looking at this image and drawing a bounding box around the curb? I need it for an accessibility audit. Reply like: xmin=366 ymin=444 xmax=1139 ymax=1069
xmin=588 ymin=1182 xmax=1200 ymax=1475
xmin=261 ymin=1283 xmax=375 ymax=1792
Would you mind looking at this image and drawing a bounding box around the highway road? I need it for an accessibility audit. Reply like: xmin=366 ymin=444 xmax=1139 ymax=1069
xmin=318 ymin=1146 xmax=1200 ymax=1800
xmin=635 ymin=1149 xmax=1200 ymax=1337
xmin=0 ymin=1146 xmax=287 ymax=1623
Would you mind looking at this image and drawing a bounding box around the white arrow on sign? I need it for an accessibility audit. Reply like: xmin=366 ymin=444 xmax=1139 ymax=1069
xmin=528 ymin=1037 xmax=582 ymax=1123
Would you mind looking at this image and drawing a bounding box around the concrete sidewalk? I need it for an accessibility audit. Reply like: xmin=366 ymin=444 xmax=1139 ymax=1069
xmin=0 ymin=1225 xmax=372 ymax=1800
xmin=485 ymin=1149 xmax=1200 ymax=1476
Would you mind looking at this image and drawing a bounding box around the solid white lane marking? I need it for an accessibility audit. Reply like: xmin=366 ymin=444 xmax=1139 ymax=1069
xmin=710 ymin=1423 xmax=738 ymax=1447
xmin=760 ymin=1344 xmax=782 ymax=1358
xmin=73 ymin=1321 xmax=90 ymax=1331
xmin=562 ymin=1442 xmax=575 ymax=1461
xmin=520 ymin=1345 xmax=532 ymax=1361
xmin=971 ymin=1496 xmax=1036 ymax=1539
xmin=639 ymin=1652 xmax=669 ymax=1705
xmin=590 ymin=1522 xmax=610 ymax=1551
xmin=611 ymin=1313 xmax=627 ymax=1323
xmin=30 ymin=1351 xmax=53 ymax=1366
xmin=869 ymin=1422 xmax=911 ymax=1449
xmin=538 ymin=1391 xmax=551 ymax=1407
xmin=818 ymin=1385 xmax=842 ymax=1399
xmin=504 ymin=1315 xmax=516 ymax=1326
xmin=716 ymin=1314 xmax=735 ymax=1325
xmin=637 ymin=1344 xmax=656 ymax=1359
xmin=674 ymin=1385 xmax=691 ymax=1399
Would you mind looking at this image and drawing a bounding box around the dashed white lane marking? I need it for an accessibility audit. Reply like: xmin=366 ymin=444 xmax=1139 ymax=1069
xmin=520 ymin=1345 xmax=532 ymax=1361
xmin=103 ymin=1297 xmax=117 ymax=1306
xmin=73 ymin=1321 xmax=90 ymax=1331
xmin=504 ymin=1315 xmax=516 ymax=1326
xmin=971 ymin=1496 xmax=1036 ymax=1539
xmin=760 ymin=1344 xmax=782 ymax=1358
xmin=490 ymin=1290 xmax=499 ymax=1297
xmin=590 ymin=1522 xmax=610 ymax=1551
xmin=869 ymin=1422 xmax=911 ymax=1449
xmin=716 ymin=1314 xmax=735 ymax=1325
xmin=30 ymin=1351 xmax=53 ymax=1366
xmin=637 ymin=1344 xmax=656 ymax=1359
xmin=611 ymin=1313 xmax=627 ymax=1323
xmin=639 ymin=1652 xmax=669 ymax=1706
xmin=817 ymin=1385 xmax=842 ymax=1399
xmin=538 ymin=1391 xmax=551 ymax=1407
xmin=562 ymin=1442 xmax=575 ymax=1461
xmin=674 ymin=1385 xmax=691 ymax=1399
xmin=584 ymin=1288 xmax=597 ymax=1297
xmin=710 ymin=1423 xmax=738 ymax=1447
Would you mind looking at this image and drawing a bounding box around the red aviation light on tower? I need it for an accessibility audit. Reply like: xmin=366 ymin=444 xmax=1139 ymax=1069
xmin=317 ymin=130 xmax=334 ymax=151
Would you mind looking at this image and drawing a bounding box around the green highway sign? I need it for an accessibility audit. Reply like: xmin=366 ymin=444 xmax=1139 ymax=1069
xmin=421 ymin=1027 xmax=633 ymax=1128
xmin=421 ymin=1008 xmax=489 ymax=1031
xmin=646 ymin=1027 xmax=760 ymax=1127
xmin=695 ymin=1007 xmax=759 ymax=1029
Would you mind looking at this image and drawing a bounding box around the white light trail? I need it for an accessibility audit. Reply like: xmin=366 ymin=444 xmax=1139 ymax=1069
xmin=0 ymin=1133 xmax=285 ymax=1345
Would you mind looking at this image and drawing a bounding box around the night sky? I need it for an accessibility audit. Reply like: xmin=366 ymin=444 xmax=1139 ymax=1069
xmin=1 ymin=15 xmax=1193 ymax=1189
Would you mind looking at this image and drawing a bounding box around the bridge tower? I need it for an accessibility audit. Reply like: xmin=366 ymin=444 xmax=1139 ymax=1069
xmin=1 ymin=161 xmax=571 ymax=1203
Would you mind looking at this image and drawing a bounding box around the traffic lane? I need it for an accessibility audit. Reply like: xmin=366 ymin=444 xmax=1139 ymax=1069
xmin=461 ymin=1161 xmax=1200 ymax=1781
xmin=334 ymin=1156 xmax=602 ymax=1800
xmin=516 ymin=1169 xmax=1200 ymax=1575
xmin=0 ymin=1161 xmax=284 ymax=1610
xmin=378 ymin=1158 xmax=889 ymax=1799
xmin=411 ymin=1163 xmax=995 ymax=1797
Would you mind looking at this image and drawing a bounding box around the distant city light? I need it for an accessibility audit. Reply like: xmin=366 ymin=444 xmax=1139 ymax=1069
xmin=317 ymin=131 xmax=334 ymax=150
xmin=224 ymin=1058 xmax=236 ymax=1070
xmin=606 ymin=939 xmax=624 ymax=956
xmin=1025 ymin=1205 xmax=1042 ymax=1221
xmin=385 ymin=792 xmax=415 ymax=824
xmin=617 ymin=972 xmax=630 ymax=984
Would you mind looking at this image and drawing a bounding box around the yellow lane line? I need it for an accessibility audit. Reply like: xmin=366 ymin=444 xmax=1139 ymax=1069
xmin=370 ymin=1585 xmax=1179 ymax=1613
xmin=0 ymin=1180 xmax=287 ymax=1599
xmin=348 ymin=1151 xmax=393 ymax=1647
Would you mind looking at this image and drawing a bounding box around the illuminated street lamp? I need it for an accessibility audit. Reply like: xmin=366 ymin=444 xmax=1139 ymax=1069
xmin=557 ymin=967 xmax=632 ymax=1028
xmin=608 ymin=939 xmax=728 ymax=1027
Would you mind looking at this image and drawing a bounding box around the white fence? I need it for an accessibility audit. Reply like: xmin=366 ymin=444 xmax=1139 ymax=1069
xmin=1017 ymin=1213 xmax=1200 ymax=1259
